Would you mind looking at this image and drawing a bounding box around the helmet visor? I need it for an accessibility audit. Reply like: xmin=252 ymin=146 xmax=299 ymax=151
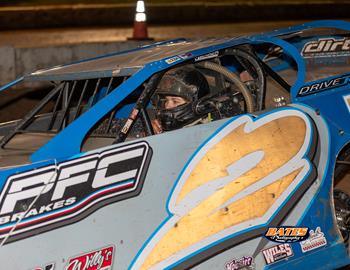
xmin=155 ymin=75 xmax=196 ymax=99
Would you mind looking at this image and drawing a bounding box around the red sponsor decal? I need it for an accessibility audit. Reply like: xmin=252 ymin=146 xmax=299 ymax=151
xmin=66 ymin=245 xmax=114 ymax=270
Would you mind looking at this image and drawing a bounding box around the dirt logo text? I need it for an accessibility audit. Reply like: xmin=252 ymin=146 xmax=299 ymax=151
xmin=302 ymin=38 xmax=350 ymax=58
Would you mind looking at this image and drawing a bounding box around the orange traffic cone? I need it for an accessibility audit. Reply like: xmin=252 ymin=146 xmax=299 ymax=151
xmin=131 ymin=0 xmax=152 ymax=40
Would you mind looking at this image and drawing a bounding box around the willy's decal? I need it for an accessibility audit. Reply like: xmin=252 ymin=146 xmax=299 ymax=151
xmin=0 ymin=141 xmax=152 ymax=243
xmin=131 ymin=109 xmax=316 ymax=269
xmin=66 ymin=245 xmax=114 ymax=270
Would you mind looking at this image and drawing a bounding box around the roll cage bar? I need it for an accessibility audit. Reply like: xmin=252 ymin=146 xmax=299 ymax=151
xmin=0 ymin=77 xmax=117 ymax=148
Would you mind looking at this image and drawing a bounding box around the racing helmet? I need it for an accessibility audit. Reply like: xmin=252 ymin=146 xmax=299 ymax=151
xmin=153 ymin=66 xmax=210 ymax=131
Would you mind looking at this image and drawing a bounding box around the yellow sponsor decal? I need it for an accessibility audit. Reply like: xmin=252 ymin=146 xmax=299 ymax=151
xmin=131 ymin=109 xmax=314 ymax=270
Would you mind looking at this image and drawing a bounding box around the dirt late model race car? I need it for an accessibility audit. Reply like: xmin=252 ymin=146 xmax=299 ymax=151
xmin=1 ymin=19 xmax=350 ymax=270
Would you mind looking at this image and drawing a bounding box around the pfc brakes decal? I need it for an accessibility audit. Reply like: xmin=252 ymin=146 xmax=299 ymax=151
xmin=65 ymin=245 xmax=115 ymax=270
xmin=0 ymin=141 xmax=152 ymax=243
xmin=297 ymin=73 xmax=350 ymax=97
xmin=130 ymin=109 xmax=317 ymax=270
xmin=301 ymin=37 xmax=350 ymax=58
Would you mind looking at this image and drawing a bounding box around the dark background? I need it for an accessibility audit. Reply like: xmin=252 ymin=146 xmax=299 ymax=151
xmin=0 ymin=0 xmax=350 ymax=30
xmin=1 ymin=0 xmax=350 ymax=122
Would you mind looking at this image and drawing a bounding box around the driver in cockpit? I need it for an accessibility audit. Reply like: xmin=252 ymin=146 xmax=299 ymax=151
xmin=152 ymin=65 xmax=212 ymax=134
xmin=152 ymin=65 xmax=253 ymax=134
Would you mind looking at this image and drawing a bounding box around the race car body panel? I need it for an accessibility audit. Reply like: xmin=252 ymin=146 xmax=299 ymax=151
xmin=0 ymin=20 xmax=350 ymax=269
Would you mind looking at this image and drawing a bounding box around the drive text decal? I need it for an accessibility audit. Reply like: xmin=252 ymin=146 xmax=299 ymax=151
xmin=297 ymin=73 xmax=350 ymax=97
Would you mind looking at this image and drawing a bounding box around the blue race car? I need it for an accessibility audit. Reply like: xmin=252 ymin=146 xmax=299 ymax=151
xmin=0 ymin=20 xmax=350 ymax=270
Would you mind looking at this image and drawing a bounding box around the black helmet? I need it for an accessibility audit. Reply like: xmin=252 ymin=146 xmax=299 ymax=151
xmin=153 ymin=66 xmax=210 ymax=131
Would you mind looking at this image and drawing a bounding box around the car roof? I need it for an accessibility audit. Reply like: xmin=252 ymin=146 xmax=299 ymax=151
xmin=21 ymin=20 xmax=350 ymax=83
xmin=26 ymin=37 xmax=235 ymax=81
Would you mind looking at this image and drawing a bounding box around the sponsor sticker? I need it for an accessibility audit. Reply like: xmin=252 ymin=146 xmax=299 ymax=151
xmin=262 ymin=243 xmax=293 ymax=265
xmin=225 ymin=256 xmax=254 ymax=270
xmin=165 ymin=56 xmax=181 ymax=64
xmin=300 ymin=227 xmax=327 ymax=253
xmin=0 ymin=141 xmax=152 ymax=243
xmin=194 ymin=51 xmax=219 ymax=62
xmin=66 ymin=245 xmax=114 ymax=270
xmin=121 ymin=118 xmax=134 ymax=134
xmin=178 ymin=53 xmax=193 ymax=60
xmin=264 ymin=227 xmax=309 ymax=243
xmin=302 ymin=37 xmax=350 ymax=58
xmin=297 ymin=74 xmax=350 ymax=97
